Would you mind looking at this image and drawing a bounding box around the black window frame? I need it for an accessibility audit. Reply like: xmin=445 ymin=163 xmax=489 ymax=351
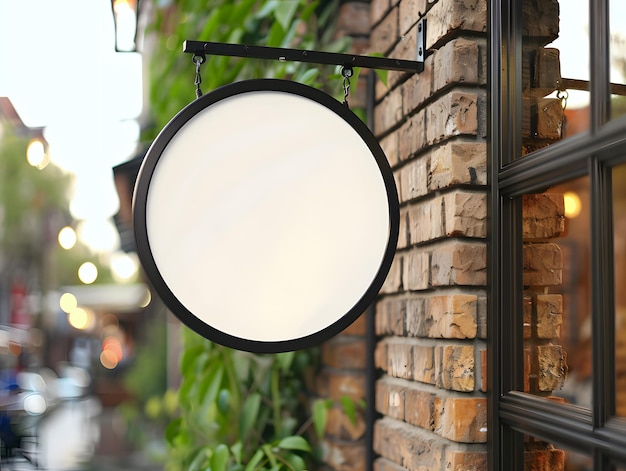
xmin=488 ymin=0 xmax=626 ymax=469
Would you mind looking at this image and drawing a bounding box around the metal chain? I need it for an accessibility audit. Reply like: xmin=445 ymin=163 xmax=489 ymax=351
xmin=556 ymin=88 xmax=569 ymax=111
xmin=193 ymin=54 xmax=206 ymax=99
xmin=341 ymin=66 xmax=353 ymax=107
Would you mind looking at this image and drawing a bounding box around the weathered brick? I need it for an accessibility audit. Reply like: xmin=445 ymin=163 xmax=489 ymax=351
xmin=398 ymin=156 xmax=429 ymax=202
xmin=370 ymin=6 xmax=399 ymax=55
xmin=535 ymin=98 xmax=564 ymax=139
xmin=325 ymin=405 xmax=366 ymax=440
xmin=321 ymin=440 xmax=367 ymax=471
xmin=375 ymin=340 xmax=389 ymax=371
xmin=322 ymin=337 xmax=367 ymax=369
xmin=523 ymin=447 xmax=565 ymax=471
xmin=387 ymin=340 xmax=414 ymax=379
xmin=429 ymin=141 xmax=487 ymax=189
xmin=404 ymin=384 xmax=436 ymax=430
xmin=443 ymin=191 xmax=487 ymax=238
xmin=343 ymin=312 xmax=367 ymax=336
xmin=426 ymin=0 xmax=487 ymax=49
xmin=412 ymin=344 xmax=435 ymax=384
xmin=433 ymin=38 xmax=481 ymax=91
xmin=327 ymin=371 xmax=367 ymax=400
xmin=377 ymin=297 xmax=406 ymax=336
xmin=405 ymin=295 xmax=429 ymax=337
xmin=399 ymin=0 xmax=427 ymax=35
xmin=336 ymin=2 xmax=371 ymax=36
xmin=371 ymin=0 xmax=392 ymax=27
xmin=433 ymin=397 xmax=487 ymax=443
xmin=521 ymin=0 xmax=559 ymax=45
xmin=477 ymin=295 xmax=487 ymax=339
xmin=427 ymin=91 xmax=478 ymax=144
xmin=398 ymin=207 xmax=409 ymax=249
xmin=522 ymin=243 xmax=562 ymax=286
xmin=479 ymin=348 xmax=487 ymax=392
xmin=380 ymin=132 xmax=400 ymax=168
xmin=373 ymin=457 xmax=407 ymax=471
xmin=376 ymin=377 xmax=407 ymax=419
xmin=537 ymin=344 xmax=568 ymax=392
xmin=436 ymin=344 xmax=475 ymax=392
xmin=374 ymin=85 xmax=404 ymax=136
xmin=374 ymin=417 xmax=445 ymax=470
xmin=536 ymin=294 xmax=563 ymax=339
xmin=425 ymin=294 xmax=478 ymax=339
xmin=524 ymin=295 xmax=533 ymax=339
xmin=406 ymin=196 xmax=444 ymax=244
xmin=401 ymin=55 xmax=433 ymax=112
xmin=403 ymin=250 xmax=430 ymax=291
xmin=398 ymin=110 xmax=426 ymax=161
xmin=445 ymin=449 xmax=488 ymax=470
xmin=522 ymin=194 xmax=565 ymax=239
xmin=381 ymin=253 xmax=403 ymax=294
xmin=431 ymin=241 xmax=487 ymax=286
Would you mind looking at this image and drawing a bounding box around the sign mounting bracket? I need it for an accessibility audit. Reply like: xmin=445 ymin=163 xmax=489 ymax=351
xmin=183 ymin=19 xmax=426 ymax=74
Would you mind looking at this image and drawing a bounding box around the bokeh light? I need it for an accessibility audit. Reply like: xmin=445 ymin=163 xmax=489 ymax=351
xmin=59 ymin=292 xmax=78 ymax=313
xmin=26 ymin=139 xmax=49 ymax=169
xmin=68 ymin=307 xmax=93 ymax=330
xmin=58 ymin=226 xmax=77 ymax=250
xmin=78 ymin=262 xmax=98 ymax=284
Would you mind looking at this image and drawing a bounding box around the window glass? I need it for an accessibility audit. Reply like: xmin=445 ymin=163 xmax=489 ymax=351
xmin=613 ymin=163 xmax=626 ymax=417
xmin=521 ymin=177 xmax=591 ymax=408
xmin=521 ymin=0 xmax=590 ymax=157
xmin=610 ymin=0 xmax=626 ymax=120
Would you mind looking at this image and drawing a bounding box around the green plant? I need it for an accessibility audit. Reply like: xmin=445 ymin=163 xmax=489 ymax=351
xmin=145 ymin=1 xmax=356 ymax=469
xmin=165 ymin=328 xmax=318 ymax=471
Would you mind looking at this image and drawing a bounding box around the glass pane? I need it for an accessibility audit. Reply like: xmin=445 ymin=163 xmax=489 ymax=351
xmin=519 ymin=431 xmax=592 ymax=470
xmin=610 ymin=0 xmax=626 ymax=120
xmin=521 ymin=177 xmax=592 ymax=408
xmin=521 ymin=0 xmax=590 ymax=157
xmin=613 ymin=164 xmax=626 ymax=417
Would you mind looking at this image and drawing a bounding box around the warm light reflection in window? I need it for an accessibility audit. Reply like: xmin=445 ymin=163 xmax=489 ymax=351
xmin=563 ymin=191 xmax=582 ymax=218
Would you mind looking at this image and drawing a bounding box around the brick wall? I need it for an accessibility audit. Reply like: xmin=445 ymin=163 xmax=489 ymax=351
xmin=371 ymin=0 xmax=488 ymax=469
xmin=313 ymin=1 xmax=489 ymax=469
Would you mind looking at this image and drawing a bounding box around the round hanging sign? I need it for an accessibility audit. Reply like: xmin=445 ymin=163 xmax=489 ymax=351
xmin=133 ymin=79 xmax=399 ymax=353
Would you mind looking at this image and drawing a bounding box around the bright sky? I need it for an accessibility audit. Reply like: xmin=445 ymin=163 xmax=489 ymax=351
xmin=550 ymin=0 xmax=626 ymax=108
xmin=0 ymin=0 xmax=143 ymax=253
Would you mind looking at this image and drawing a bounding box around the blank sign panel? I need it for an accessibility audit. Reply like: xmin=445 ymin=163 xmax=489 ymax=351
xmin=133 ymin=79 xmax=398 ymax=353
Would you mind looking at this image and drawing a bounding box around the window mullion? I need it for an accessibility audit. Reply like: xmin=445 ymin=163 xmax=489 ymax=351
xmin=590 ymin=158 xmax=616 ymax=433
xmin=589 ymin=0 xmax=611 ymax=130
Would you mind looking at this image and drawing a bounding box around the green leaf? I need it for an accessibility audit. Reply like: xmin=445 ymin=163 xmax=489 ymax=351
xmin=244 ymin=449 xmax=265 ymax=471
xmin=230 ymin=441 xmax=243 ymax=465
xmin=240 ymin=392 xmax=261 ymax=439
xmin=276 ymin=351 xmax=295 ymax=372
xmin=285 ymin=453 xmax=306 ymax=471
xmin=261 ymin=444 xmax=278 ymax=467
xmin=276 ymin=436 xmax=311 ymax=453
xmin=189 ymin=446 xmax=210 ymax=471
xmin=312 ymin=399 xmax=331 ymax=439
xmin=339 ymin=396 xmax=357 ymax=425
xmin=211 ymin=444 xmax=230 ymax=471
xmin=165 ymin=417 xmax=183 ymax=446
xmin=274 ymin=0 xmax=299 ymax=31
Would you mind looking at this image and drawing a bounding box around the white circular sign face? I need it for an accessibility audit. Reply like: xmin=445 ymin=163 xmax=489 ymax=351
xmin=133 ymin=79 xmax=398 ymax=352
